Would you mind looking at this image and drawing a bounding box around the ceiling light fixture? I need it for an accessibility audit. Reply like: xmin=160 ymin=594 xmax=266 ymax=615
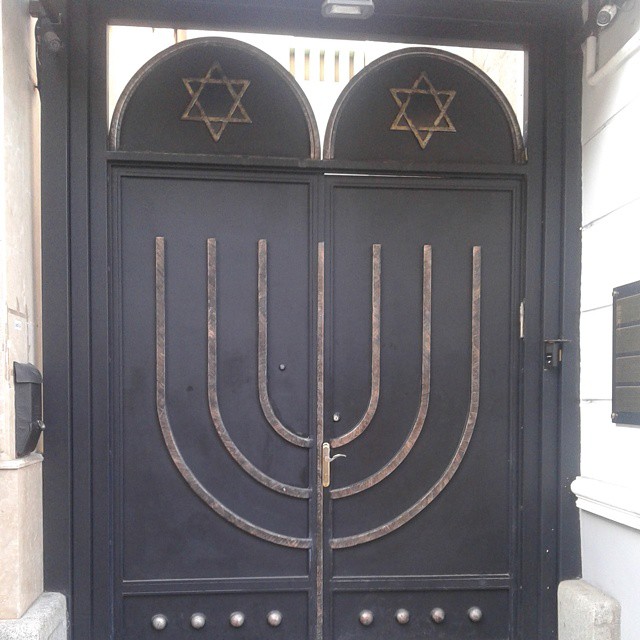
xmin=321 ymin=0 xmax=375 ymax=19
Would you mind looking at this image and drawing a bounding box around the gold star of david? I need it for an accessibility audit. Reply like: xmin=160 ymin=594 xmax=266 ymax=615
xmin=390 ymin=72 xmax=456 ymax=150
xmin=181 ymin=62 xmax=251 ymax=142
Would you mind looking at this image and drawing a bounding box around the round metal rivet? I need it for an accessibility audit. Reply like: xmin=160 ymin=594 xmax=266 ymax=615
xmin=190 ymin=613 xmax=206 ymax=629
xmin=279 ymin=364 xmax=286 ymax=371
xmin=431 ymin=607 xmax=446 ymax=624
xmin=230 ymin=611 xmax=245 ymax=628
xmin=333 ymin=412 xmax=341 ymax=422
xmin=267 ymin=610 xmax=283 ymax=627
xmin=151 ymin=614 xmax=167 ymax=630
xmin=359 ymin=609 xmax=374 ymax=626
xmin=468 ymin=606 xmax=483 ymax=623
xmin=395 ymin=608 xmax=410 ymax=625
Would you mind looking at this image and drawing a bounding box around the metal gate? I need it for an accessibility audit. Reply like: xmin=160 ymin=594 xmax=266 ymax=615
xmin=62 ymin=34 xmax=536 ymax=638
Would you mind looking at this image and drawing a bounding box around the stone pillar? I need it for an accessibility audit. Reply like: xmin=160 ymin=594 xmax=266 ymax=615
xmin=0 ymin=0 xmax=44 ymax=626
xmin=558 ymin=580 xmax=621 ymax=640
xmin=0 ymin=455 xmax=43 ymax=618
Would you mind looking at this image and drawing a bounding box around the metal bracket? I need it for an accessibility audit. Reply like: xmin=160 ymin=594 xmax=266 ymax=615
xmin=543 ymin=338 xmax=570 ymax=370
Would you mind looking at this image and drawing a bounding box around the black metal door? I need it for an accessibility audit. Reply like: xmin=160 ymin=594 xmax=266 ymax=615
xmin=323 ymin=175 xmax=521 ymax=639
xmin=113 ymin=167 xmax=521 ymax=639
xmin=114 ymin=168 xmax=318 ymax=638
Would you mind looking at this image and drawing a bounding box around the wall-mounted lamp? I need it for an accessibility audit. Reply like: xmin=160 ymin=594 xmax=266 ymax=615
xmin=321 ymin=0 xmax=375 ymax=19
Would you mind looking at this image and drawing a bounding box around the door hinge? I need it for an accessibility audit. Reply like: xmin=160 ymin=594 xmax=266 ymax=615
xmin=519 ymin=300 xmax=525 ymax=339
xmin=543 ymin=338 xmax=570 ymax=370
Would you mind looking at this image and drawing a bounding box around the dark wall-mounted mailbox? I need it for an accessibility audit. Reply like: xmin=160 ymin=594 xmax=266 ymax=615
xmin=612 ymin=280 xmax=640 ymax=426
xmin=14 ymin=362 xmax=45 ymax=457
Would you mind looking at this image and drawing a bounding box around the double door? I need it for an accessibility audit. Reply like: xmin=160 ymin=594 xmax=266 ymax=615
xmin=114 ymin=166 xmax=521 ymax=639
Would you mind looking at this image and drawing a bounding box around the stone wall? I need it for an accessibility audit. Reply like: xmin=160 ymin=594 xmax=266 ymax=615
xmin=0 ymin=0 xmax=42 ymax=622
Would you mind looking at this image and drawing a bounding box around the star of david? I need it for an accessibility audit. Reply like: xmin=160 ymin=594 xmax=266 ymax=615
xmin=390 ymin=72 xmax=457 ymax=150
xmin=181 ymin=62 xmax=251 ymax=142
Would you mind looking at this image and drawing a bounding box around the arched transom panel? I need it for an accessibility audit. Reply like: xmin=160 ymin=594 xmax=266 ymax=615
xmin=324 ymin=47 xmax=525 ymax=165
xmin=109 ymin=37 xmax=320 ymax=159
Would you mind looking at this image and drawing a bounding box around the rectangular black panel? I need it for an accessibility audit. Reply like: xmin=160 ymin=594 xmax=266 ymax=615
xmin=613 ymin=280 xmax=640 ymax=425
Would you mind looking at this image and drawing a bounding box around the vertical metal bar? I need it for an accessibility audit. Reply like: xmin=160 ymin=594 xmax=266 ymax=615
xmin=315 ymin=242 xmax=325 ymax=640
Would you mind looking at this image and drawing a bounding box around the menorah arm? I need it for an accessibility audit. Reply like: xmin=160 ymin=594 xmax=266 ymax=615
xmin=208 ymin=238 xmax=311 ymax=499
xmin=331 ymin=244 xmax=431 ymax=499
xmin=330 ymin=243 xmax=382 ymax=449
xmin=155 ymin=237 xmax=311 ymax=549
xmin=258 ymin=239 xmax=312 ymax=448
xmin=330 ymin=246 xmax=480 ymax=549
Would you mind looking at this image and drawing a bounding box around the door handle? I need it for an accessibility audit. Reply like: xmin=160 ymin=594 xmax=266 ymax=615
xmin=322 ymin=442 xmax=346 ymax=488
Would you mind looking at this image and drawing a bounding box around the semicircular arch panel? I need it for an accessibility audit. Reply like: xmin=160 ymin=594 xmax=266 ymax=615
xmin=324 ymin=47 xmax=525 ymax=165
xmin=110 ymin=37 xmax=320 ymax=159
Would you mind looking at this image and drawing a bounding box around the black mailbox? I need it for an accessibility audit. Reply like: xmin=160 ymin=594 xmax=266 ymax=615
xmin=14 ymin=362 xmax=44 ymax=457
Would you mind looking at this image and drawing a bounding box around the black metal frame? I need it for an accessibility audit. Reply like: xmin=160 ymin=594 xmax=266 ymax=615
xmin=39 ymin=1 xmax=582 ymax=638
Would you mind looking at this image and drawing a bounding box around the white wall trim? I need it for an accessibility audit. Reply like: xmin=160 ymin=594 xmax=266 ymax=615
xmin=585 ymin=29 xmax=640 ymax=86
xmin=572 ymin=476 xmax=640 ymax=531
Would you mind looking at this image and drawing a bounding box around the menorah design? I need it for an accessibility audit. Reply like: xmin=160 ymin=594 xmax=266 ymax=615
xmin=155 ymin=237 xmax=481 ymax=550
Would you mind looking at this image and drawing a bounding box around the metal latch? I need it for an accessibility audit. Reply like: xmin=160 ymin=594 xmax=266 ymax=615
xmin=543 ymin=339 xmax=570 ymax=370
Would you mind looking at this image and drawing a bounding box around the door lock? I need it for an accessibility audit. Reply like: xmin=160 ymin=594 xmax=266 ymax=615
xmin=322 ymin=442 xmax=346 ymax=488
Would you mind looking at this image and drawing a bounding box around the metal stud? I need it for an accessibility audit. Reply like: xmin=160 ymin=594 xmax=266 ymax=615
xmin=267 ymin=610 xmax=283 ymax=627
xmin=230 ymin=611 xmax=245 ymax=628
xmin=430 ymin=607 xmax=445 ymax=624
xmin=151 ymin=614 xmax=167 ymax=630
xmin=333 ymin=412 xmax=341 ymax=422
xmin=359 ymin=609 xmax=374 ymax=626
xmin=468 ymin=606 xmax=483 ymax=623
xmin=190 ymin=613 xmax=206 ymax=629
xmin=279 ymin=364 xmax=286 ymax=371
xmin=395 ymin=608 xmax=410 ymax=625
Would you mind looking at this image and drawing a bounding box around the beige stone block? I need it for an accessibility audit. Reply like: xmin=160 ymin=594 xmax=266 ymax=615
xmin=0 ymin=455 xmax=43 ymax=619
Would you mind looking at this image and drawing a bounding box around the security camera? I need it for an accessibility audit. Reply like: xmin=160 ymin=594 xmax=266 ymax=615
xmin=596 ymin=3 xmax=618 ymax=27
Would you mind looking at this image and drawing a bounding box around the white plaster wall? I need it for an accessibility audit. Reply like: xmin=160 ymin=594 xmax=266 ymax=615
xmin=0 ymin=0 xmax=40 ymax=460
xmin=578 ymin=10 xmax=640 ymax=640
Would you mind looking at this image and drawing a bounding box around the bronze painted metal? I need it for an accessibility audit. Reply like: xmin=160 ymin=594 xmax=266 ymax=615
xmin=258 ymin=239 xmax=312 ymax=447
xmin=330 ymin=245 xmax=432 ymax=499
xmin=315 ymin=242 xmax=326 ymax=640
xmin=157 ymin=238 xmax=481 ymax=551
xmin=390 ymin=72 xmax=456 ymax=149
xmin=331 ymin=246 xmax=481 ymax=549
xmin=330 ymin=244 xmax=381 ymax=448
xmin=155 ymin=237 xmax=311 ymax=549
xmin=207 ymin=238 xmax=310 ymax=499
xmin=181 ymin=62 xmax=251 ymax=142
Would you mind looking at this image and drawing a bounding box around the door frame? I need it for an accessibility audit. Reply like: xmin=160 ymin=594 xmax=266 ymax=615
xmin=38 ymin=1 xmax=583 ymax=638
